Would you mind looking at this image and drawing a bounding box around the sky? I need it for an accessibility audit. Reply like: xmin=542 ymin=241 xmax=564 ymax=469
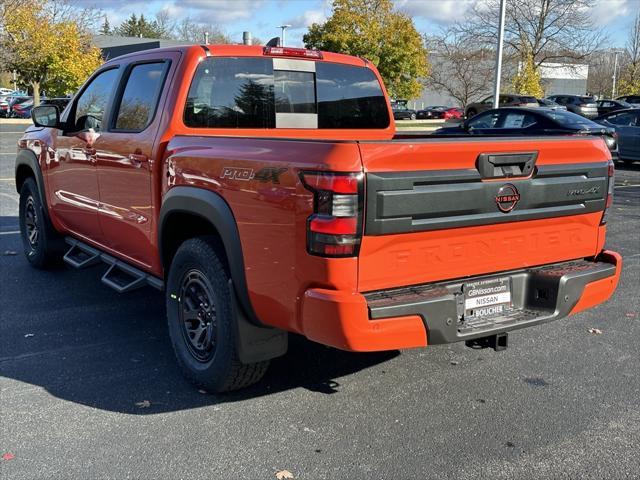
xmin=73 ymin=0 xmax=639 ymax=48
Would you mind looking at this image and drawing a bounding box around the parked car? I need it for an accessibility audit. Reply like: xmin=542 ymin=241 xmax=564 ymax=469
xmin=10 ymin=98 xmax=34 ymax=118
xmin=1 ymin=95 xmax=31 ymax=118
xmin=616 ymin=95 xmax=640 ymax=106
xmin=595 ymin=108 xmax=640 ymax=164
xmin=0 ymin=99 xmax=9 ymax=117
xmin=416 ymin=106 xmax=449 ymax=119
xmin=596 ymin=99 xmax=632 ymax=116
xmin=18 ymin=44 xmax=621 ymax=393
xmin=0 ymin=87 xmax=14 ymax=96
xmin=537 ymin=98 xmax=566 ymax=110
xmin=442 ymin=107 xmax=463 ymax=120
xmin=546 ymin=95 xmax=599 ymax=118
xmin=434 ymin=107 xmax=618 ymax=156
xmin=392 ymin=103 xmax=417 ymax=120
xmin=41 ymin=97 xmax=71 ymax=112
xmin=465 ymin=94 xmax=538 ymax=118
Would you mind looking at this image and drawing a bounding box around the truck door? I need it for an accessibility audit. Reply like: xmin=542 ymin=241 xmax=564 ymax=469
xmin=94 ymin=55 xmax=176 ymax=268
xmin=48 ymin=67 xmax=120 ymax=240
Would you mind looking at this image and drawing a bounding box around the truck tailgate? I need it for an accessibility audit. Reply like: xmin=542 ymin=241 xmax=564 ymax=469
xmin=357 ymin=136 xmax=611 ymax=292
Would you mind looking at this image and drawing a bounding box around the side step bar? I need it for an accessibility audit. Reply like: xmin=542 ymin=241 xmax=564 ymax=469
xmin=63 ymin=238 xmax=163 ymax=293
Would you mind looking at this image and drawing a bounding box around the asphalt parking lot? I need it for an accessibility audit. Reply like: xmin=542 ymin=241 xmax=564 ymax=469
xmin=1 ymin=122 xmax=639 ymax=479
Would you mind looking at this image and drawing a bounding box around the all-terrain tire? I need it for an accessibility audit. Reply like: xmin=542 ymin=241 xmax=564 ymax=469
xmin=18 ymin=177 xmax=63 ymax=268
xmin=166 ymin=236 xmax=269 ymax=392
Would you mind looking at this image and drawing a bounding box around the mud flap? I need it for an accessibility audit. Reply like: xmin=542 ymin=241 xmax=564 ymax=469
xmin=229 ymin=281 xmax=288 ymax=364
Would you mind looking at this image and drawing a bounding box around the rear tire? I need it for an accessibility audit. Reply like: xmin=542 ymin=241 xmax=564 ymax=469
xmin=410 ymin=113 xmax=416 ymax=120
xmin=18 ymin=177 xmax=63 ymax=268
xmin=166 ymin=236 xmax=269 ymax=393
xmin=466 ymin=108 xmax=477 ymax=118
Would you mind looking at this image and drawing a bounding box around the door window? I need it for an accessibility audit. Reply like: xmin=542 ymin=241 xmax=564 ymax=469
xmin=72 ymin=68 xmax=119 ymax=132
xmin=468 ymin=111 xmax=500 ymax=129
xmin=113 ymin=62 xmax=168 ymax=131
xmin=607 ymin=112 xmax=637 ymax=126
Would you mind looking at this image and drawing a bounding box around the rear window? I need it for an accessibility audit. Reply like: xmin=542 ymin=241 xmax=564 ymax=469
xmin=184 ymin=57 xmax=389 ymax=129
xmin=545 ymin=110 xmax=599 ymax=129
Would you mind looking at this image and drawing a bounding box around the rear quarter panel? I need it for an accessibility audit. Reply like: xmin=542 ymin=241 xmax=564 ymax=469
xmin=163 ymin=136 xmax=362 ymax=332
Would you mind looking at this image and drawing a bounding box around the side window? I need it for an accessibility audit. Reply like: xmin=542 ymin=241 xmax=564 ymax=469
xmin=72 ymin=68 xmax=119 ymax=132
xmin=607 ymin=112 xmax=635 ymax=126
xmin=184 ymin=57 xmax=275 ymax=128
xmin=113 ymin=62 xmax=168 ymax=131
xmin=468 ymin=111 xmax=500 ymax=129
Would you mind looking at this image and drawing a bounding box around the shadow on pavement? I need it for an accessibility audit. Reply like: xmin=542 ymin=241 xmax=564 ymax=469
xmin=0 ymin=215 xmax=398 ymax=413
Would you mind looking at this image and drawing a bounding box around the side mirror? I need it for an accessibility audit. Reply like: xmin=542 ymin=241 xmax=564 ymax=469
xmin=32 ymin=105 xmax=61 ymax=129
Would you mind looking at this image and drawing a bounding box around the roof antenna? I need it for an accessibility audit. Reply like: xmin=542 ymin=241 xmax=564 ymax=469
xmin=265 ymin=37 xmax=281 ymax=47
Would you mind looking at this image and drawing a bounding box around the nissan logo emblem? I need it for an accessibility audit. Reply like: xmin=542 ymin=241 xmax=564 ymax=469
xmin=495 ymin=184 xmax=520 ymax=212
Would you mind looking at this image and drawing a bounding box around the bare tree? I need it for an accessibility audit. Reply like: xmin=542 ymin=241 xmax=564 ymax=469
xmin=587 ymin=50 xmax=618 ymax=98
xmin=453 ymin=0 xmax=604 ymax=66
xmin=154 ymin=10 xmax=176 ymax=39
xmin=425 ymin=30 xmax=495 ymax=108
xmin=618 ymin=12 xmax=640 ymax=93
xmin=173 ymin=17 xmax=229 ymax=44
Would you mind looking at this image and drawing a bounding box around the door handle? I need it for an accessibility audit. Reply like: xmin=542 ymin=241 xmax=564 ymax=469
xmin=128 ymin=153 xmax=148 ymax=166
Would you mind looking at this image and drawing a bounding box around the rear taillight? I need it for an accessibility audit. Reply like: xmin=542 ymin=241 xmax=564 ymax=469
xmin=604 ymin=132 xmax=618 ymax=152
xmin=601 ymin=159 xmax=615 ymax=225
xmin=301 ymin=171 xmax=363 ymax=257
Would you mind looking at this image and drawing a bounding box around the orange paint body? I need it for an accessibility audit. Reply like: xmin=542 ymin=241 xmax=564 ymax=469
xmin=19 ymin=45 xmax=621 ymax=352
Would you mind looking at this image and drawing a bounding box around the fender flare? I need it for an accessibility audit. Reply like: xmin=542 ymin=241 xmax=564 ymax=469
xmin=15 ymin=148 xmax=52 ymax=225
xmin=158 ymin=186 xmax=262 ymax=326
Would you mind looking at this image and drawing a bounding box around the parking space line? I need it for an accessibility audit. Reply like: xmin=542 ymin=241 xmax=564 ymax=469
xmin=0 ymin=230 xmax=19 ymax=235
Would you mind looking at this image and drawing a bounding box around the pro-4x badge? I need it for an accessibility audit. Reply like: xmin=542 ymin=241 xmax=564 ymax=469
xmin=495 ymin=184 xmax=520 ymax=212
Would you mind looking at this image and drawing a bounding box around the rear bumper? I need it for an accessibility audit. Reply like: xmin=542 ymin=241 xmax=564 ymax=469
xmin=300 ymin=251 xmax=621 ymax=351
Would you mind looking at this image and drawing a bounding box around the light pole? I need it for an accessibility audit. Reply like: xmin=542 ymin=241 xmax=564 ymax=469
xmin=278 ymin=24 xmax=291 ymax=47
xmin=493 ymin=0 xmax=507 ymax=109
xmin=612 ymin=50 xmax=620 ymax=99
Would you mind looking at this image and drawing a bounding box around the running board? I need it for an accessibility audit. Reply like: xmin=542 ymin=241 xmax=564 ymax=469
xmin=63 ymin=239 xmax=101 ymax=268
xmin=63 ymin=238 xmax=163 ymax=292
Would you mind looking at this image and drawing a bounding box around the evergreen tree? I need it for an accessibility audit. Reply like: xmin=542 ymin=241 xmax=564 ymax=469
xmin=115 ymin=13 xmax=166 ymax=39
xmin=99 ymin=16 xmax=110 ymax=35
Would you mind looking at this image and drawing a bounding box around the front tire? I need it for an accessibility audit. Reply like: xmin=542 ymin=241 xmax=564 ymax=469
xmin=18 ymin=177 xmax=63 ymax=268
xmin=166 ymin=237 xmax=269 ymax=392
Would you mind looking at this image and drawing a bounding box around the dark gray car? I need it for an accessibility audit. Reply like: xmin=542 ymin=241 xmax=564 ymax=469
xmin=464 ymin=94 xmax=538 ymax=118
xmin=595 ymin=108 xmax=640 ymax=164
xmin=546 ymin=95 xmax=598 ymax=118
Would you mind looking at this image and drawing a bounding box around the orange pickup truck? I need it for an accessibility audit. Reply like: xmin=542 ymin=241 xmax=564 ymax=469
xmin=17 ymin=44 xmax=621 ymax=392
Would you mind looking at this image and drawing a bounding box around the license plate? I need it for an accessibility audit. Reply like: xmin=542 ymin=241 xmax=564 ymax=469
xmin=464 ymin=276 xmax=512 ymax=319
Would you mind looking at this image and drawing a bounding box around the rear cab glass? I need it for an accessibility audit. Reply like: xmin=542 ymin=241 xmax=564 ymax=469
xmin=184 ymin=57 xmax=389 ymax=129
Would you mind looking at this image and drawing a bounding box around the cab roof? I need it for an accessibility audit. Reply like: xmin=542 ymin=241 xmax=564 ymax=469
xmin=105 ymin=44 xmax=369 ymax=68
